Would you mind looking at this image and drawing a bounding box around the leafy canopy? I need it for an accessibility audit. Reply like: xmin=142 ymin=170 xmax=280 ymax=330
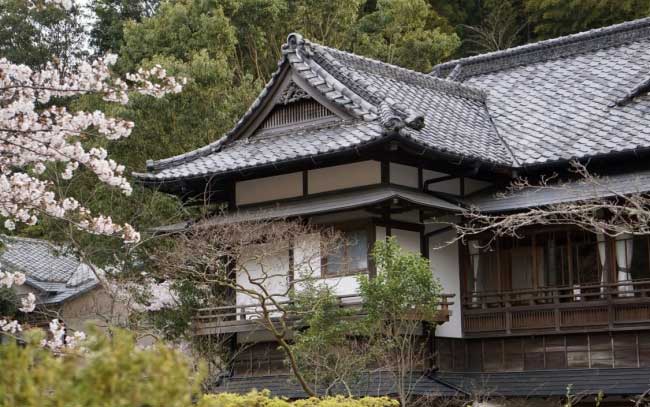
xmin=0 ymin=328 xmax=203 ymax=407
xmin=359 ymin=237 xmax=442 ymax=322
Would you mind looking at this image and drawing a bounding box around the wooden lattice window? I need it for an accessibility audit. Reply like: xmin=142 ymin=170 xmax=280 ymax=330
xmin=258 ymin=99 xmax=336 ymax=131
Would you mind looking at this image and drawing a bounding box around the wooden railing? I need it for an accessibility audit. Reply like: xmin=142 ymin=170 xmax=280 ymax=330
xmin=462 ymin=279 xmax=650 ymax=336
xmin=192 ymin=293 xmax=455 ymax=336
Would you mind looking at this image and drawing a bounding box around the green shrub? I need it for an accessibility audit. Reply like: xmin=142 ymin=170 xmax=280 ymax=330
xmin=0 ymin=328 xmax=203 ymax=407
xmin=197 ymin=391 xmax=399 ymax=407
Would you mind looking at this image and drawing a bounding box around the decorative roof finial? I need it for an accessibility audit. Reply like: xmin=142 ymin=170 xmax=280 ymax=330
xmin=286 ymin=33 xmax=304 ymax=49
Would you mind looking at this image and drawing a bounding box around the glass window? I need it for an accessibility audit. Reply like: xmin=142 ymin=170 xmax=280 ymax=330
xmin=627 ymin=237 xmax=650 ymax=280
xmin=467 ymin=241 xmax=499 ymax=293
xmin=324 ymin=229 xmax=368 ymax=276
xmin=571 ymin=231 xmax=600 ymax=285
xmin=536 ymin=232 xmax=570 ymax=288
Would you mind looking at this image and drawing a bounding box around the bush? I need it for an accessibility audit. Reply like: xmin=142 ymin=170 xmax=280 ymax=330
xmin=197 ymin=391 xmax=399 ymax=407
xmin=0 ymin=328 xmax=203 ymax=407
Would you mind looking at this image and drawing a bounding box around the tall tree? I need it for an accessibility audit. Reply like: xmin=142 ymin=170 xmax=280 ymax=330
xmin=524 ymin=0 xmax=650 ymax=40
xmin=353 ymin=0 xmax=460 ymax=72
xmin=463 ymin=0 xmax=527 ymax=54
xmin=0 ymin=0 xmax=87 ymax=68
xmin=90 ymin=0 xmax=159 ymax=54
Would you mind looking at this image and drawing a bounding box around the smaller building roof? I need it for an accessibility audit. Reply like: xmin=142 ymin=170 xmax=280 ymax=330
xmin=0 ymin=236 xmax=100 ymax=305
xmin=214 ymin=368 xmax=650 ymax=399
xmin=437 ymin=368 xmax=650 ymax=397
xmin=469 ymin=169 xmax=650 ymax=212
xmin=213 ymin=371 xmax=462 ymax=398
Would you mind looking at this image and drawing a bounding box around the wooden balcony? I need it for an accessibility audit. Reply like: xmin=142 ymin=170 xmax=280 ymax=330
xmin=463 ymin=279 xmax=650 ymax=337
xmin=192 ymin=293 xmax=455 ymax=336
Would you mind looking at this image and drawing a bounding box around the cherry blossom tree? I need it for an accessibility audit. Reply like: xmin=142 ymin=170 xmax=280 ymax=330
xmin=0 ymin=0 xmax=185 ymax=344
xmin=1 ymin=0 xmax=184 ymax=243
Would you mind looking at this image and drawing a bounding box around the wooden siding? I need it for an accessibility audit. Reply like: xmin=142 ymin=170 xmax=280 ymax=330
xmin=437 ymin=331 xmax=650 ymax=372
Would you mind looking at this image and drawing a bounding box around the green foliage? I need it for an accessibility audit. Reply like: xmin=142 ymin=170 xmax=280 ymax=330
xmin=197 ymin=391 xmax=398 ymax=407
xmin=0 ymin=287 xmax=17 ymax=317
xmin=118 ymin=0 xmax=236 ymax=73
xmin=148 ymin=279 xmax=209 ymax=340
xmin=0 ymin=328 xmax=203 ymax=407
xmin=524 ymin=0 xmax=650 ymax=39
xmin=0 ymin=0 xmax=87 ymax=68
xmin=90 ymin=0 xmax=159 ymax=54
xmin=289 ymin=283 xmax=370 ymax=393
xmin=354 ymin=0 xmax=460 ymax=71
xmin=358 ymin=237 xmax=442 ymax=322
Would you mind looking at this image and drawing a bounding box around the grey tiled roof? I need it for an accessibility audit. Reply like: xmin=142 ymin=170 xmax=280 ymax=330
xmin=135 ymin=34 xmax=507 ymax=183
xmin=0 ymin=236 xmax=99 ymax=304
xmin=433 ymin=17 xmax=650 ymax=165
xmin=150 ymin=185 xmax=460 ymax=233
xmin=437 ymin=368 xmax=650 ymax=397
xmin=138 ymin=18 xmax=650 ymax=184
xmin=469 ymin=169 xmax=650 ymax=212
xmin=214 ymin=368 xmax=650 ymax=399
xmin=213 ymin=371 xmax=462 ymax=398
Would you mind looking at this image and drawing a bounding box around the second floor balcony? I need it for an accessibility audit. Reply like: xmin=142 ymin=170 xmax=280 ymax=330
xmin=462 ymin=228 xmax=650 ymax=336
xmin=192 ymin=293 xmax=455 ymax=336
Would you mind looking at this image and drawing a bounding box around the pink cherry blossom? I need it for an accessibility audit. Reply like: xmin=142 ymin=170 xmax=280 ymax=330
xmin=0 ymin=53 xmax=184 ymax=242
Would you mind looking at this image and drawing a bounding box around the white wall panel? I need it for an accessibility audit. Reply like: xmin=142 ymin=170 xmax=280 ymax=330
xmin=236 ymin=244 xmax=290 ymax=312
xmin=465 ymin=177 xmax=492 ymax=195
xmin=423 ymin=169 xmax=460 ymax=195
xmin=236 ymin=172 xmax=302 ymax=205
xmin=392 ymin=228 xmax=421 ymax=254
xmin=389 ymin=162 xmax=419 ymax=188
xmin=428 ymin=227 xmax=462 ymax=338
xmin=308 ymin=161 xmax=381 ymax=194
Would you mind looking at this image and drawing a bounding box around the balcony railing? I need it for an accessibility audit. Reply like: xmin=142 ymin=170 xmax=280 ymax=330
xmin=192 ymin=293 xmax=455 ymax=336
xmin=462 ymin=279 xmax=650 ymax=336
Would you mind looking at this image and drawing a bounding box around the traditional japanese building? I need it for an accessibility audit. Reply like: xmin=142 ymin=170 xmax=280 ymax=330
xmin=136 ymin=18 xmax=650 ymax=405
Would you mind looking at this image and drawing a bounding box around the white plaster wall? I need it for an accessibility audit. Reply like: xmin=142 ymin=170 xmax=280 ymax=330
xmin=423 ymin=169 xmax=460 ymax=195
xmin=391 ymin=228 xmax=421 ymax=254
xmin=428 ymin=227 xmax=462 ymax=338
xmin=389 ymin=162 xmax=419 ymax=188
xmin=236 ymin=244 xmax=291 ymax=314
xmin=235 ymin=172 xmax=302 ymax=206
xmin=308 ymin=161 xmax=381 ymax=194
xmin=375 ymin=225 xmax=386 ymax=242
xmin=465 ymin=177 xmax=492 ymax=195
xmin=291 ymin=232 xmax=361 ymax=297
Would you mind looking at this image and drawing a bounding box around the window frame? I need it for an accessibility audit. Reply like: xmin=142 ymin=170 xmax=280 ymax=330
xmin=320 ymin=220 xmax=375 ymax=278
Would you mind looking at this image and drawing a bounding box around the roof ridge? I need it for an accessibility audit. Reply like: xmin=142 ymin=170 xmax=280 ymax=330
xmin=0 ymin=234 xmax=58 ymax=250
xmin=432 ymin=17 xmax=650 ymax=79
xmin=308 ymin=41 xmax=487 ymax=101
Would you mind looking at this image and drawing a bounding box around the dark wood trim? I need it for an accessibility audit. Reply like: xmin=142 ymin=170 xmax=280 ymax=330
xmin=421 ymin=230 xmax=429 ymax=260
xmin=417 ymin=167 xmax=424 ymax=191
xmin=302 ymin=170 xmax=308 ymax=196
xmin=460 ymin=176 xmax=466 ymax=198
xmin=288 ymin=242 xmax=295 ymax=284
xmin=374 ymin=218 xmax=424 ymax=233
xmin=381 ymin=160 xmax=390 ymax=184
xmin=227 ymin=181 xmax=237 ymax=211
